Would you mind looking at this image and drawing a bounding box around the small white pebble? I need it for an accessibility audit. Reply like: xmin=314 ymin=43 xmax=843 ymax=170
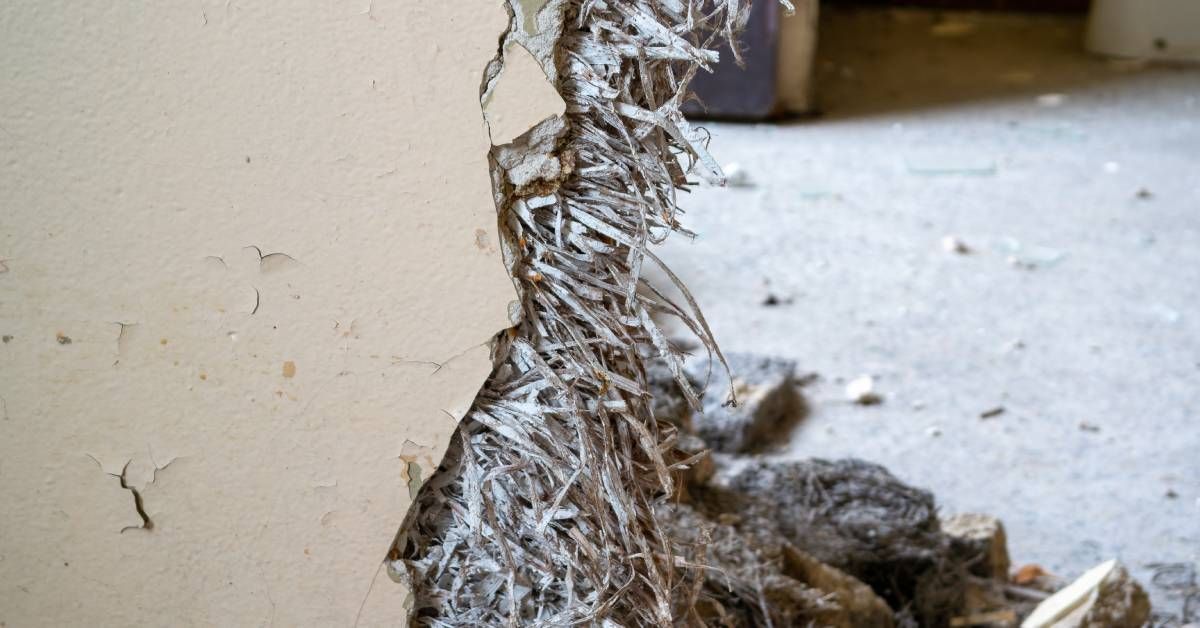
xmin=926 ymin=425 xmax=943 ymax=438
xmin=1007 ymin=255 xmax=1035 ymax=270
xmin=941 ymin=235 xmax=970 ymax=254
xmin=845 ymin=375 xmax=882 ymax=405
xmin=1103 ymin=161 xmax=1121 ymax=174
xmin=723 ymin=162 xmax=754 ymax=188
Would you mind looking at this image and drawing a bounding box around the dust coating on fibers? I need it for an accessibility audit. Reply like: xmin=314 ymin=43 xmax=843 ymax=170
xmin=395 ymin=0 xmax=754 ymax=625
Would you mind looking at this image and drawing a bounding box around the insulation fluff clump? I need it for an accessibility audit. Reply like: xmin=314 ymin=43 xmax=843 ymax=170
xmin=398 ymin=0 xmax=752 ymax=625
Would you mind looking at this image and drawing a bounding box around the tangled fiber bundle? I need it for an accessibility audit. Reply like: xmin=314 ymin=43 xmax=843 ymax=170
xmin=398 ymin=1 xmax=758 ymax=624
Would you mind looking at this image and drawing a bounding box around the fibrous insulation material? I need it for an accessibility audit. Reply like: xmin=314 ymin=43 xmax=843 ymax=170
xmin=397 ymin=0 xmax=755 ymax=625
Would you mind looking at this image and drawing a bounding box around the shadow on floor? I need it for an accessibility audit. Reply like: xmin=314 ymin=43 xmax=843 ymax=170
xmin=807 ymin=6 xmax=1181 ymax=121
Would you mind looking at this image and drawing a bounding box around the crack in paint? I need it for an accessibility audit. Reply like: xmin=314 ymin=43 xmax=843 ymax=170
xmin=116 ymin=462 xmax=154 ymax=533
xmin=113 ymin=321 xmax=138 ymax=366
xmin=87 ymin=455 xmax=154 ymax=532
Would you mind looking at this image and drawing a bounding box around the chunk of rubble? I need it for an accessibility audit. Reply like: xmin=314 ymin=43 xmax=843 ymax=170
xmin=783 ymin=544 xmax=897 ymax=627
xmin=646 ymin=357 xmax=699 ymax=430
xmin=657 ymin=501 xmax=894 ymax=627
xmin=686 ymin=353 xmax=805 ymax=453
xmin=957 ymin=576 xmax=1025 ymax=628
xmin=695 ymin=458 xmax=968 ymax=627
xmin=657 ymin=501 xmax=834 ymax=626
xmin=1021 ymin=560 xmax=1150 ymax=628
xmin=942 ymin=513 xmax=1012 ymax=581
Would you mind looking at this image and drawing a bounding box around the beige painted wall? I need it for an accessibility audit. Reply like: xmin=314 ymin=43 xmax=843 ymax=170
xmin=0 ymin=1 xmax=533 ymax=624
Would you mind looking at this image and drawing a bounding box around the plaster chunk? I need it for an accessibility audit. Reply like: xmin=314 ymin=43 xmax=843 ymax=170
xmin=493 ymin=116 xmax=569 ymax=189
xmin=509 ymin=0 xmax=569 ymax=78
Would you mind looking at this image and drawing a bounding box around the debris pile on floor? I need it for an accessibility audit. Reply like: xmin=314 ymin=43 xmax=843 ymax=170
xmin=652 ymin=354 xmax=1154 ymax=627
xmin=659 ymin=501 xmax=893 ymax=627
xmin=688 ymin=458 xmax=972 ymax=627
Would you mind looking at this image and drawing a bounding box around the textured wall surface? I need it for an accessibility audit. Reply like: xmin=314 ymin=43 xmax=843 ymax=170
xmin=0 ymin=1 xmax=527 ymax=624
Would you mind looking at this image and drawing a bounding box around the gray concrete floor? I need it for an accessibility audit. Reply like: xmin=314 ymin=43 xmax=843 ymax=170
xmin=661 ymin=7 xmax=1200 ymax=618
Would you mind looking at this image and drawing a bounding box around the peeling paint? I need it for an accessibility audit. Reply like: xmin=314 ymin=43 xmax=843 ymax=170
xmin=247 ymin=246 xmax=300 ymax=274
xmin=402 ymin=461 xmax=423 ymax=500
xmin=400 ymin=439 xmax=440 ymax=502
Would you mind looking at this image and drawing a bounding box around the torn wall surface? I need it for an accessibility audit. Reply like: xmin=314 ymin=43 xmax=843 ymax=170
xmin=400 ymin=1 xmax=750 ymax=625
xmin=0 ymin=1 xmax=540 ymax=624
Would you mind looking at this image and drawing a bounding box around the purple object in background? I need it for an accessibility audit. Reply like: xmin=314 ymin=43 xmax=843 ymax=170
xmin=684 ymin=1 xmax=783 ymax=120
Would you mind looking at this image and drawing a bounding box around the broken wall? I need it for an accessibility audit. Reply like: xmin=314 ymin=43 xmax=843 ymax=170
xmin=0 ymin=1 xmax=561 ymax=624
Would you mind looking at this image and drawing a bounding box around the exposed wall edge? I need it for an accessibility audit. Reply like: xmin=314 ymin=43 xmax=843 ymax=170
xmin=397 ymin=1 xmax=752 ymax=624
